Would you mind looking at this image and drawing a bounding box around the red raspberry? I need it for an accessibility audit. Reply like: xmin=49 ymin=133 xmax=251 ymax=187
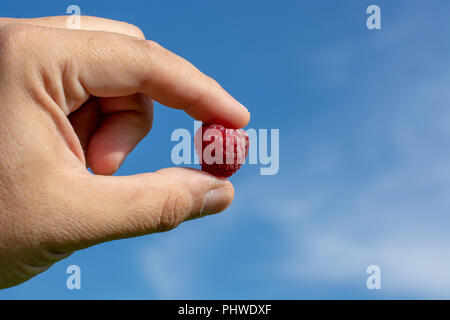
xmin=195 ymin=124 xmax=249 ymax=178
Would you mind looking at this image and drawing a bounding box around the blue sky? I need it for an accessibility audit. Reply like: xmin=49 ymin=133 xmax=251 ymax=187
xmin=2 ymin=0 xmax=450 ymax=299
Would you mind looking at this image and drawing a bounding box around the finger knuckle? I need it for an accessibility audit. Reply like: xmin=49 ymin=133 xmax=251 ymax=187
xmin=130 ymin=39 xmax=162 ymax=68
xmin=125 ymin=23 xmax=145 ymax=40
xmin=158 ymin=184 xmax=191 ymax=232
xmin=0 ymin=23 xmax=29 ymax=40
xmin=143 ymin=39 xmax=162 ymax=51
xmin=139 ymin=39 xmax=164 ymax=61
xmin=0 ymin=24 xmax=31 ymax=58
xmin=205 ymin=75 xmax=222 ymax=90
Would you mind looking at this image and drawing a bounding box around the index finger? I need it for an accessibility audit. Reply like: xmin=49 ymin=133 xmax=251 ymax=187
xmin=24 ymin=25 xmax=250 ymax=128
xmin=131 ymin=40 xmax=251 ymax=128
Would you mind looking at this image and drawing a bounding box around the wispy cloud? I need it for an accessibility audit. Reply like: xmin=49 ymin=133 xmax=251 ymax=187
xmin=252 ymin=3 xmax=450 ymax=297
xmin=137 ymin=1 xmax=450 ymax=299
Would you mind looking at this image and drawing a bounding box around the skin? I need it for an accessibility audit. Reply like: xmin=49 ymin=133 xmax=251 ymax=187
xmin=0 ymin=16 xmax=250 ymax=289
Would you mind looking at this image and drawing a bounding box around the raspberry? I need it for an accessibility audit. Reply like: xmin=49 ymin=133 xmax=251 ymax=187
xmin=194 ymin=124 xmax=249 ymax=178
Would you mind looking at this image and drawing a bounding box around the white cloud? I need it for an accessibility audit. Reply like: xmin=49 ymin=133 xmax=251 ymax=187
xmin=137 ymin=1 xmax=450 ymax=298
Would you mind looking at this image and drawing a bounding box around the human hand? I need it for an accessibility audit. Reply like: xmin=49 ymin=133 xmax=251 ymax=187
xmin=0 ymin=16 xmax=249 ymax=289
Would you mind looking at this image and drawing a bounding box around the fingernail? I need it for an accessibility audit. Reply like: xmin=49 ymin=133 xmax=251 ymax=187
xmin=113 ymin=156 xmax=125 ymax=174
xmin=200 ymin=187 xmax=231 ymax=216
xmin=239 ymin=102 xmax=249 ymax=113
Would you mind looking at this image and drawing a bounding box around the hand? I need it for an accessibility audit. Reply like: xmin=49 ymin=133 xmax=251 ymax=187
xmin=0 ymin=16 xmax=249 ymax=289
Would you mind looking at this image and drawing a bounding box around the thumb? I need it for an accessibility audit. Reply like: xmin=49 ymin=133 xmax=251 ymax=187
xmin=49 ymin=168 xmax=233 ymax=252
